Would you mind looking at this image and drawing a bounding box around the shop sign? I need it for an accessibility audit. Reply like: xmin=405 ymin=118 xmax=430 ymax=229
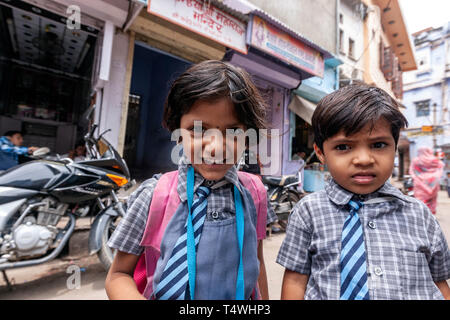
xmin=248 ymin=15 xmax=324 ymax=78
xmin=406 ymin=127 xmax=444 ymax=137
xmin=148 ymin=0 xmax=247 ymax=54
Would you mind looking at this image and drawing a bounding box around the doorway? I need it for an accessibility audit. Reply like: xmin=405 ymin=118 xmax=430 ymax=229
xmin=126 ymin=42 xmax=192 ymax=180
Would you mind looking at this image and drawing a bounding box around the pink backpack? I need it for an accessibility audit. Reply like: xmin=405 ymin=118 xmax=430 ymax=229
xmin=132 ymin=170 xmax=267 ymax=299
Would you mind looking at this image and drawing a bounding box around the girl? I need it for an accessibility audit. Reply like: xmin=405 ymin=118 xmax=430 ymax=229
xmin=105 ymin=60 xmax=269 ymax=300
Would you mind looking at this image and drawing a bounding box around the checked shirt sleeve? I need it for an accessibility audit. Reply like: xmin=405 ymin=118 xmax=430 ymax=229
xmin=425 ymin=206 xmax=450 ymax=282
xmin=107 ymin=178 xmax=158 ymax=255
xmin=276 ymin=197 xmax=313 ymax=275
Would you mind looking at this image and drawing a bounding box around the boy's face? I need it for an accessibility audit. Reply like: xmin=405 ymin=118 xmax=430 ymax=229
xmin=179 ymin=97 xmax=246 ymax=181
xmin=8 ymin=133 xmax=23 ymax=146
xmin=314 ymin=118 xmax=396 ymax=195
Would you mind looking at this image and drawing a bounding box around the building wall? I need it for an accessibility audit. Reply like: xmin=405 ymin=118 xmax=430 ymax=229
xmin=338 ymin=0 xmax=365 ymax=82
xmin=246 ymin=0 xmax=337 ymax=55
xmin=402 ymin=24 xmax=450 ymax=159
xmin=97 ymin=31 xmax=131 ymax=151
xmin=362 ymin=1 xmax=395 ymax=96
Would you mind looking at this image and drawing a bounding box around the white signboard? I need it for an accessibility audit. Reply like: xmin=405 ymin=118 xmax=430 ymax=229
xmin=148 ymin=0 xmax=247 ymax=54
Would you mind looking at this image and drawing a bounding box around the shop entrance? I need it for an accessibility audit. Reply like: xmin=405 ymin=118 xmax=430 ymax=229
xmin=126 ymin=42 xmax=191 ymax=180
xmin=0 ymin=0 xmax=98 ymax=156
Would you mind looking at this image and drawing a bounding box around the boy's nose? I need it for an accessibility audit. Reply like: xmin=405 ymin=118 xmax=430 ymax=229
xmin=352 ymin=150 xmax=375 ymax=166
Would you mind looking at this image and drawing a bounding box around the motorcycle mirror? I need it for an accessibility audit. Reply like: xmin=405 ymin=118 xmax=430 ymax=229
xmin=85 ymin=105 xmax=95 ymax=121
xmin=32 ymin=147 xmax=50 ymax=156
xmin=98 ymin=128 xmax=112 ymax=140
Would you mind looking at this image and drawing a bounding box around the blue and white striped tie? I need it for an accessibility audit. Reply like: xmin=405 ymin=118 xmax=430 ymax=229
xmin=154 ymin=186 xmax=210 ymax=300
xmin=340 ymin=200 xmax=370 ymax=300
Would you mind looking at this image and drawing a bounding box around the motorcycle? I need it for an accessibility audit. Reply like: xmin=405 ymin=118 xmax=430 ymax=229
xmin=261 ymin=151 xmax=316 ymax=230
xmin=402 ymin=175 xmax=414 ymax=197
xmin=0 ymin=115 xmax=133 ymax=276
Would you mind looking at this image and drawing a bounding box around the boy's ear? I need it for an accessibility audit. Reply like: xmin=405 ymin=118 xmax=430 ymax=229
xmin=313 ymin=143 xmax=326 ymax=165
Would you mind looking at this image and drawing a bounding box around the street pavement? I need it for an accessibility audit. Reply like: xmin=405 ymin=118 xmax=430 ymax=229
xmin=0 ymin=187 xmax=449 ymax=300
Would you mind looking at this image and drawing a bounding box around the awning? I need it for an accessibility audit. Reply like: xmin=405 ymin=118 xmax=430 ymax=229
xmin=288 ymin=95 xmax=316 ymax=125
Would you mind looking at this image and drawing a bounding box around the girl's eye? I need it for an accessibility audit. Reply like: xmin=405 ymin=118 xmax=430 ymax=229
xmin=189 ymin=127 xmax=206 ymax=134
xmin=231 ymin=128 xmax=244 ymax=135
xmin=373 ymin=142 xmax=387 ymax=149
xmin=335 ymin=144 xmax=350 ymax=151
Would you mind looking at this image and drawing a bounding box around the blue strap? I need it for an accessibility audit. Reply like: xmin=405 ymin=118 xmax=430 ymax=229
xmin=233 ymin=185 xmax=245 ymax=300
xmin=185 ymin=166 xmax=245 ymax=300
xmin=186 ymin=166 xmax=196 ymax=300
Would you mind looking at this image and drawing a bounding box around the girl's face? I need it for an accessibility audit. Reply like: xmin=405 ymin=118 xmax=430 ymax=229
xmin=179 ymin=97 xmax=246 ymax=181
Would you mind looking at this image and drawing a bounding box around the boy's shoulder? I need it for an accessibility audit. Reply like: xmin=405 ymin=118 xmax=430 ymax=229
xmin=291 ymin=189 xmax=332 ymax=217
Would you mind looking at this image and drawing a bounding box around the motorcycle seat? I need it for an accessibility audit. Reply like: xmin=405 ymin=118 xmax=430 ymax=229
xmin=262 ymin=175 xmax=298 ymax=187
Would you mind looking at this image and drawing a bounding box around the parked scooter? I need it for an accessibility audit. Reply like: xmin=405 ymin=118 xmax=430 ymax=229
xmin=261 ymin=151 xmax=316 ymax=230
xmin=0 ymin=109 xmax=133 ymax=276
xmin=402 ymin=175 xmax=414 ymax=197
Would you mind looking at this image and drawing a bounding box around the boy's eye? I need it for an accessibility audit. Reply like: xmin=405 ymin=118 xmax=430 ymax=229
xmin=372 ymin=142 xmax=387 ymax=149
xmin=335 ymin=144 xmax=350 ymax=151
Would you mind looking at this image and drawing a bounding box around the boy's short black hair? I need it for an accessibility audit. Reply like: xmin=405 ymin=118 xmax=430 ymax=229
xmin=4 ymin=130 xmax=22 ymax=137
xmin=312 ymin=83 xmax=408 ymax=151
xmin=163 ymin=60 xmax=268 ymax=132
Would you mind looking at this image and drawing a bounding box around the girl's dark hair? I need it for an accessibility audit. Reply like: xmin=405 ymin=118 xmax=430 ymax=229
xmin=163 ymin=60 xmax=268 ymax=132
xmin=312 ymin=83 xmax=408 ymax=151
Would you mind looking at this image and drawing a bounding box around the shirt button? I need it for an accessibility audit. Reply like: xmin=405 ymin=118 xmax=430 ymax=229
xmin=211 ymin=211 xmax=219 ymax=219
xmin=374 ymin=267 xmax=383 ymax=276
xmin=368 ymin=221 xmax=376 ymax=229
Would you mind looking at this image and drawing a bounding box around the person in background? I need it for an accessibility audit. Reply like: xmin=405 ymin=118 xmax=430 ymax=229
xmin=239 ymin=147 xmax=281 ymax=234
xmin=0 ymin=130 xmax=38 ymax=171
xmin=69 ymin=141 xmax=87 ymax=162
xmin=445 ymin=171 xmax=450 ymax=198
xmin=409 ymin=147 xmax=445 ymax=214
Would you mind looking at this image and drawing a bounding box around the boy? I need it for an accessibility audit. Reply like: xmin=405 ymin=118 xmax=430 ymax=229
xmin=0 ymin=130 xmax=38 ymax=170
xmin=277 ymin=84 xmax=450 ymax=300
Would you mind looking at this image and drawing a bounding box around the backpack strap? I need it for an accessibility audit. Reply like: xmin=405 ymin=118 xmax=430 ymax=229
xmin=134 ymin=171 xmax=179 ymax=296
xmin=139 ymin=171 xmax=180 ymax=248
xmin=237 ymin=171 xmax=267 ymax=241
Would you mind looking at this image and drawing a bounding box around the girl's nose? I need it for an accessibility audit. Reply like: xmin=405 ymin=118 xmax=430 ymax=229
xmin=202 ymin=131 xmax=224 ymax=159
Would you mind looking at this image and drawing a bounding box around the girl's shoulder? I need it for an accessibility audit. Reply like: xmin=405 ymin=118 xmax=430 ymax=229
xmin=127 ymin=174 xmax=162 ymax=208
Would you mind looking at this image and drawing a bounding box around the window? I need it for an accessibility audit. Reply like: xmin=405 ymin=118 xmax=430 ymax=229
xmin=339 ymin=13 xmax=343 ymax=24
xmin=415 ymin=100 xmax=430 ymax=117
xmin=348 ymin=38 xmax=355 ymax=59
xmin=339 ymin=29 xmax=344 ymax=53
xmin=416 ymin=49 xmax=431 ymax=74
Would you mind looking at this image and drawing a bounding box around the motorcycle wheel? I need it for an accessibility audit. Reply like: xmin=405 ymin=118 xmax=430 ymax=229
xmin=277 ymin=190 xmax=301 ymax=230
xmin=97 ymin=215 xmax=121 ymax=271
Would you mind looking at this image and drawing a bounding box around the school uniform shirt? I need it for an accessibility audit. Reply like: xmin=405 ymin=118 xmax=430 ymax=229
xmin=277 ymin=178 xmax=450 ymax=300
xmin=108 ymin=157 xmax=268 ymax=299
